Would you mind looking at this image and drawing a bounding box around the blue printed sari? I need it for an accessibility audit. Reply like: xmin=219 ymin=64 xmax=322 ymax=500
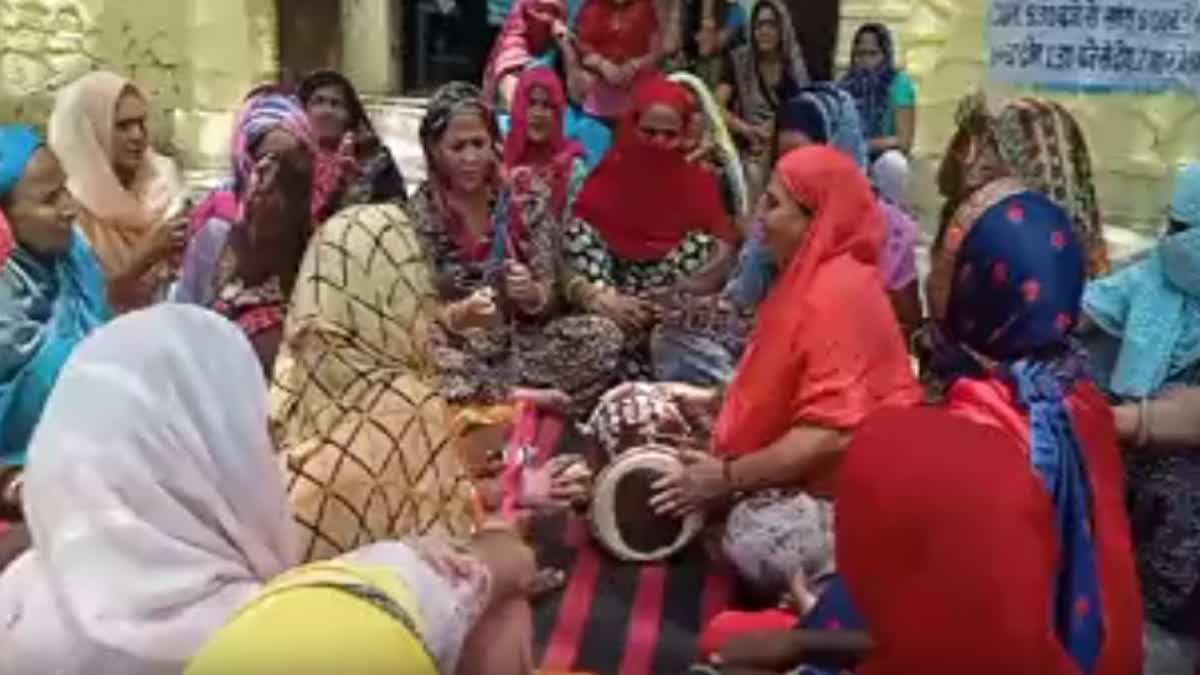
xmin=0 ymin=230 xmax=110 ymax=464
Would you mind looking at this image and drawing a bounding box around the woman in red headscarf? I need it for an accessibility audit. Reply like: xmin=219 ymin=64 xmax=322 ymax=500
xmin=566 ymin=75 xmax=740 ymax=373
xmin=586 ymin=145 xmax=919 ymax=610
xmin=503 ymin=66 xmax=586 ymax=220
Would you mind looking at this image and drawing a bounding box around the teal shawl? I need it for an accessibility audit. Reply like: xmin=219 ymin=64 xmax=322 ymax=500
xmin=0 ymin=125 xmax=110 ymax=464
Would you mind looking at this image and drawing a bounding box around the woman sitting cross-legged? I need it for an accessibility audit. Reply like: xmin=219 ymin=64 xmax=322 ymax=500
xmin=409 ymin=82 xmax=624 ymax=427
xmin=587 ymin=145 xmax=919 ymax=625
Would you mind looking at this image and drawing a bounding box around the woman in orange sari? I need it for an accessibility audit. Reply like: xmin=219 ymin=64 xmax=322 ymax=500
xmin=588 ymin=145 xmax=918 ymax=607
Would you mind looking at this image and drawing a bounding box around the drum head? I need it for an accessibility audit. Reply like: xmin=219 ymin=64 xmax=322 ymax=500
xmin=589 ymin=447 xmax=703 ymax=562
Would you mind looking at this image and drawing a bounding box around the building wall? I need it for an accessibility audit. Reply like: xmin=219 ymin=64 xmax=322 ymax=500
xmin=841 ymin=0 xmax=1200 ymax=240
xmin=0 ymin=0 xmax=277 ymax=178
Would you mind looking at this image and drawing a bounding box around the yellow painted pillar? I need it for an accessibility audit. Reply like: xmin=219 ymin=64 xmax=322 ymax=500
xmin=341 ymin=0 xmax=397 ymax=96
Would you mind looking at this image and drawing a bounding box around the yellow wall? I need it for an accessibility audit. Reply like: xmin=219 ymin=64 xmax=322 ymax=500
xmin=0 ymin=0 xmax=278 ymax=175
xmin=842 ymin=0 xmax=1200 ymax=237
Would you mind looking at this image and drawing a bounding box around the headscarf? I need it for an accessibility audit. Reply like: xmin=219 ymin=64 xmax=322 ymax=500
xmin=0 ymin=305 xmax=297 ymax=674
xmin=727 ymin=0 xmax=809 ymax=123
xmin=714 ymin=146 xmax=919 ymax=456
xmin=47 ymin=71 xmax=183 ymax=274
xmin=669 ymin=70 xmax=750 ymax=218
xmin=416 ymin=82 xmax=503 ymax=263
xmin=0 ymin=125 xmax=110 ymax=465
xmin=574 ymin=74 xmax=735 ymax=260
xmin=503 ymin=66 xmax=583 ymax=214
xmin=297 ymin=69 xmax=408 ymax=213
xmin=1082 ymin=163 xmax=1200 ymax=397
xmin=575 ymin=0 xmax=660 ymax=63
xmin=0 ymin=125 xmax=41 ymax=264
xmin=940 ymin=93 xmax=1108 ymax=277
xmin=230 ymin=91 xmax=318 ymax=205
xmin=925 ymin=180 xmax=1102 ymax=673
xmin=839 ymin=23 xmax=898 ymax=141
xmin=482 ymin=0 xmax=567 ymax=104
xmin=270 ymin=204 xmax=477 ymax=560
xmin=775 ymin=84 xmax=868 ymax=169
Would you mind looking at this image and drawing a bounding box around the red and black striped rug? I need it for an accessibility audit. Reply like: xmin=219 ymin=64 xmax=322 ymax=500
xmin=529 ymin=418 xmax=734 ymax=675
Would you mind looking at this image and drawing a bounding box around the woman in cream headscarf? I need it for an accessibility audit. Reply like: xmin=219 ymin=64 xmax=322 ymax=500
xmin=49 ymin=70 xmax=187 ymax=310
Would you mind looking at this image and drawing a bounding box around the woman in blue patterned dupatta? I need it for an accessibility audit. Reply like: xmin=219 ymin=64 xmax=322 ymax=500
xmin=834 ymin=183 xmax=1141 ymax=674
xmin=0 ymin=124 xmax=110 ymax=516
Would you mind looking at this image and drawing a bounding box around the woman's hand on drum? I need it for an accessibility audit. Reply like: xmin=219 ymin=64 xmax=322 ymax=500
xmin=519 ymin=455 xmax=592 ymax=510
xmin=650 ymin=449 xmax=728 ymax=516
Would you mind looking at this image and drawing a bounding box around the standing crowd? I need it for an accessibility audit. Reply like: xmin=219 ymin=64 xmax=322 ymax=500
xmin=0 ymin=0 xmax=1199 ymax=673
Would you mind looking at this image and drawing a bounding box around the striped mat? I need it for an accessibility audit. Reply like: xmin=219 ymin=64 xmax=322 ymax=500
xmin=529 ymin=418 xmax=734 ymax=675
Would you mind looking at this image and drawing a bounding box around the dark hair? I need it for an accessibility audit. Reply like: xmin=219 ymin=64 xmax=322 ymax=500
xmin=852 ymin=23 xmax=893 ymax=58
xmin=1168 ymin=218 xmax=1191 ymax=234
xmin=297 ymin=69 xmax=369 ymax=131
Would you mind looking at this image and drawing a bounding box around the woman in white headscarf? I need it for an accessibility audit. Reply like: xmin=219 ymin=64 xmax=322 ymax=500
xmin=0 ymin=305 xmax=538 ymax=674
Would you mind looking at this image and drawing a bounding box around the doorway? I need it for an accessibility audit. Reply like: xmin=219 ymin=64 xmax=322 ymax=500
xmin=277 ymin=0 xmax=344 ymax=87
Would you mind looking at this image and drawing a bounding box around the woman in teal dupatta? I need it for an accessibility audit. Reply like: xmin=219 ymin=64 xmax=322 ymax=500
xmin=0 ymin=124 xmax=109 ymax=516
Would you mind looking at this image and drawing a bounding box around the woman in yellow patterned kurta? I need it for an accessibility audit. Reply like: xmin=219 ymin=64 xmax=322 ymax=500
xmin=269 ymin=203 xmax=478 ymax=561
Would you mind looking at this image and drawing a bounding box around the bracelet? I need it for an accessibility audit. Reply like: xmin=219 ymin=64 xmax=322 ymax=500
xmin=722 ymin=458 xmax=735 ymax=492
xmin=1136 ymin=398 xmax=1152 ymax=448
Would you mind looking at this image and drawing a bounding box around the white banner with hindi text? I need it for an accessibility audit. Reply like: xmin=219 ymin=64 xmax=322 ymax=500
xmin=988 ymin=1 xmax=1200 ymax=91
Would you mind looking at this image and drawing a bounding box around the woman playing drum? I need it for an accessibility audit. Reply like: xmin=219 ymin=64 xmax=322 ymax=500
xmin=587 ymin=145 xmax=919 ymax=601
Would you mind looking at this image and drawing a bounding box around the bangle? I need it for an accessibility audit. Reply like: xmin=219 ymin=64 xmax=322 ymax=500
xmin=1137 ymin=398 xmax=1152 ymax=448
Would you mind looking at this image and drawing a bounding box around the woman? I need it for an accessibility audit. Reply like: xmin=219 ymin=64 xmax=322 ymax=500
xmin=836 ymin=183 xmax=1141 ymax=674
xmin=669 ymin=0 xmax=747 ymax=88
xmin=503 ymin=66 xmax=587 ymax=218
xmin=483 ymin=0 xmax=617 ymax=169
xmin=0 ymin=304 xmax=539 ymax=675
xmin=573 ymin=0 xmax=662 ymax=120
xmin=937 ymin=92 xmax=1108 ymax=277
xmin=593 ymin=146 xmax=919 ymax=609
xmin=839 ymin=24 xmax=915 ymax=176
xmin=570 ymin=75 xmax=739 ymax=301
xmin=48 ymin=70 xmax=187 ymax=310
xmin=410 ymin=82 xmax=624 ymax=420
xmin=297 ymin=68 xmax=408 ymax=214
xmin=717 ymin=0 xmax=808 ymax=201
xmin=178 ymin=91 xmax=317 ymax=374
xmin=0 ymin=124 xmax=109 ymax=516
xmin=1081 ymin=162 xmax=1200 ymax=673
xmin=269 ymin=203 xmax=480 ymax=560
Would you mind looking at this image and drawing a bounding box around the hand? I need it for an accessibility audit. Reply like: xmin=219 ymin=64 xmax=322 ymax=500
xmin=686 ymin=138 xmax=716 ymax=166
xmin=336 ymin=131 xmax=358 ymax=173
xmin=520 ymin=455 xmax=592 ymax=509
xmin=454 ymin=288 xmax=501 ymax=330
xmin=591 ymin=289 xmax=657 ymax=330
xmin=598 ymin=59 xmax=623 ymax=85
xmin=504 ymin=260 xmax=543 ymax=309
xmin=650 ymin=449 xmax=727 ymax=516
xmin=659 ymin=382 xmax=720 ymax=414
xmin=142 ymin=214 xmax=189 ymax=262
xmin=411 ymin=536 xmax=483 ymax=582
xmin=747 ymin=124 xmax=772 ymax=153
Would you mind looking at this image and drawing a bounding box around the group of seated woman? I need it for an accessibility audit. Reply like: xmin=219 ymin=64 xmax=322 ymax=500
xmin=1 ymin=5 xmax=1198 ymax=673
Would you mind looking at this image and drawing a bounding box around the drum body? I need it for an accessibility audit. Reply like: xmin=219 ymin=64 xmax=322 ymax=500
xmin=587 ymin=442 xmax=704 ymax=563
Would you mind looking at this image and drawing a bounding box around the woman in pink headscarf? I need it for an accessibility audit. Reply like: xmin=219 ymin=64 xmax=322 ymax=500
xmin=502 ymin=66 xmax=587 ymax=219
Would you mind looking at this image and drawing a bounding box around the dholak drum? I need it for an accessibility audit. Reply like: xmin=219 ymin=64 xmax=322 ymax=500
xmin=588 ymin=441 xmax=704 ymax=563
